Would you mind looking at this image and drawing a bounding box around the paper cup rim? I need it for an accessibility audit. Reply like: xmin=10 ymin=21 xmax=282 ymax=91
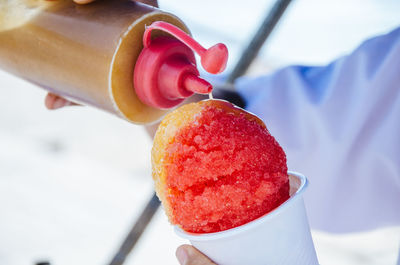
xmin=174 ymin=171 xmax=308 ymax=241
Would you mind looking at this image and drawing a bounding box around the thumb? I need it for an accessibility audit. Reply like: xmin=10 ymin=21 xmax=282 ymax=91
xmin=176 ymin=245 xmax=216 ymax=265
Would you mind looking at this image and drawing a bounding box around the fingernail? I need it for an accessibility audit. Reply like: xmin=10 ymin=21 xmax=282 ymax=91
xmin=176 ymin=247 xmax=188 ymax=265
xmin=53 ymin=98 xmax=67 ymax=109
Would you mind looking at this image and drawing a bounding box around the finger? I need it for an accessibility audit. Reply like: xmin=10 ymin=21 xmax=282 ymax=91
xmin=45 ymin=93 xmax=79 ymax=110
xmin=176 ymin=245 xmax=216 ymax=265
xmin=73 ymin=0 xmax=96 ymax=4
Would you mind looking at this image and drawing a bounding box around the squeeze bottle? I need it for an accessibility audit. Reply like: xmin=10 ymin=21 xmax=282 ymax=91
xmin=0 ymin=0 xmax=228 ymax=123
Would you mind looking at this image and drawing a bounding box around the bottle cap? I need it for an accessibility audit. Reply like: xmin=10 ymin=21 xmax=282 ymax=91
xmin=134 ymin=21 xmax=228 ymax=109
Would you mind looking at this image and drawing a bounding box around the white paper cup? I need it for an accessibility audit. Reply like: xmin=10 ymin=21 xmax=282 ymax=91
xmin=174 ymin=171 xmax=319 ymax=265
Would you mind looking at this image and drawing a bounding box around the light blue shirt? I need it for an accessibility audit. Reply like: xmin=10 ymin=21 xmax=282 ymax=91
xmin=236 ymin=27 xmax=400 ymax=234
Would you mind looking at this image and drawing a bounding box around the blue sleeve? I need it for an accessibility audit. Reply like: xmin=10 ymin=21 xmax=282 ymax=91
xmin=236 ymin=27 xmax=400 ymax=233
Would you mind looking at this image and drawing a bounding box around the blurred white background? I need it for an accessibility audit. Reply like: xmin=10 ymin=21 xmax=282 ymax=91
xmin=0 ymin=0 xmax=399 ymax=264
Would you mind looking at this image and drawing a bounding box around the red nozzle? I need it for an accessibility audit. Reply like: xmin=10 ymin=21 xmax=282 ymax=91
xmin=183 ymin=74 xmax=212 ymax=94
xmin=134 ymin=21 xmax=229 ymax=109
